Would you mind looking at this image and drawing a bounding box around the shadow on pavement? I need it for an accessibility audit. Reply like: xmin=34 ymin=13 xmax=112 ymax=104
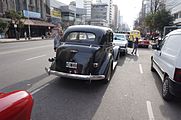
xmin=126 ymin=53 xmax=138 ymax=61
xmin=151 ymin=72 xmax=181 ymax=120
xmin=0 ymin=73 xmax=49 ymax=92
xmin=32 ymin=77 xmax=109 ymax=120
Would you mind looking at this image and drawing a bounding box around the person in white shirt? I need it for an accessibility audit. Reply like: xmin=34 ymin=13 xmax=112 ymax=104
xmin=54 ymin=30 xmax=63 ymax=52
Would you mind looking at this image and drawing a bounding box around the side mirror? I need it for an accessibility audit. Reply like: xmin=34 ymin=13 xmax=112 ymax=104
xmin=114 ymin=37 xmax=117 ymax=40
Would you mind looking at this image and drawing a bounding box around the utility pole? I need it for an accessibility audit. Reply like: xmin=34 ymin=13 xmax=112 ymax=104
xmin=26 ymin=0 xmax=31 ymax=40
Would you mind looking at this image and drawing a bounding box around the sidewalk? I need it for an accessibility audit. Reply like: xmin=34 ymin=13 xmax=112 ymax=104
xmin=0 ymin=37 xmax=51 ymax=43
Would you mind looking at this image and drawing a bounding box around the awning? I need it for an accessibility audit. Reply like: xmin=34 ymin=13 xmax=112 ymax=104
xmin=21 ymin=19 xmax=55 ymax=27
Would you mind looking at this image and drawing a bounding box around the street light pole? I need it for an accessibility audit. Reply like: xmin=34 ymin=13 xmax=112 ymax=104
xmin=26 ymin=0 xmax=31 ymax=40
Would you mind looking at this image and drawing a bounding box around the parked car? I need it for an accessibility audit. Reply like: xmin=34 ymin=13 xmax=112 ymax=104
xmin=151 ymin=29 xmax=181 ymax=101
xmin=45 ymin=25 xmax=119 ymax=83
xmin=113 ymin=33 xmax=128 ymax=55
xmin=0 ymin=90 xmax=33 ymax=120
xmin=138 ymin=38 xmax=150 ymax=48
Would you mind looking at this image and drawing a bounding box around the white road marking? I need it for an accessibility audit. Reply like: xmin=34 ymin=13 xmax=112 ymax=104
xmin=26 ymin=55 xmax=46 ymax=61
xmin=146 ymin=101 xmax=155 ymax=120
xmin=0 ymin=45 xmax=51 ymax=55
xmin=139 ymin=64 xmax=143 ymax=74
xmin=137 ymin=52 xmax=139 ymax=57
xmin=31 ymin=83 xmax=49 ymax=95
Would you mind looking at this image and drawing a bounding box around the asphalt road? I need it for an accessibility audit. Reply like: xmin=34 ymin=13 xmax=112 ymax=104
xmin=0 ymin=40 xmax=181 ymax=120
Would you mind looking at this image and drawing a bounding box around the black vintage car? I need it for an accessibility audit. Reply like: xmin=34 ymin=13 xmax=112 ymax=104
xmin=45 ymin=25 xmax=119 ymax=83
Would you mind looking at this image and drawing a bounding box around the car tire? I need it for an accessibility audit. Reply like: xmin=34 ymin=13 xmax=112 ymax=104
xmin=162 ymin=76 xmax=173 ymax=101
xmin=103 ymin=62 xmax=112 ymax=84
xmin=151 ymin=58 xmax=155 ymax=72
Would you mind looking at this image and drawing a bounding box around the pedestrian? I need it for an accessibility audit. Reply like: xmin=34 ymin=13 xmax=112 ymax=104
xmin=131 ymin=37 xmax=139 ymax=55
xmin=54 ymin=29 xmax=63 ymax=52
xmin=24 ymin=32 xmax=27 ymax=40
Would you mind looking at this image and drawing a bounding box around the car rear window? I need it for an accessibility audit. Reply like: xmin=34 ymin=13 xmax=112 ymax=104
xmin=65 ymin=32 xmax=96 ymax=42
xmin=114 ymin=34 xmax=126 ymax=41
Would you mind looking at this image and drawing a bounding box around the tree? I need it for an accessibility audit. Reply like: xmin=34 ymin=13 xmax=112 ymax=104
xmin=0 ymin=19 xmax=9 ymax=34
xmin=4 ymin=10 xmax=24 ymax=39
xmin=154 ymin=8 xmax=174 ymax=36
xmin=144 ymin=13 xmax=156 ymax=32
xmin=144 ymin=8 xmax=174 ymax=37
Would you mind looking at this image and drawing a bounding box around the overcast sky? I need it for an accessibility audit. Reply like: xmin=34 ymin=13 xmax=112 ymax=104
xmin=58 ymin=0 xmax=142 ymax=29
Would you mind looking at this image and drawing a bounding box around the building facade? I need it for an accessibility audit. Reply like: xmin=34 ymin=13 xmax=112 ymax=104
xmin=84 ymin=0 xmax=92 ymax=20
xmin=112 ymin=4 xmax=118 ymax=30
xmin=101 ymin=0 xmax=113 ymax=26
xmin=91 ymin=3 xmax=108 ymax=26
xmin=165 ymin=0 xmax=181 ymax=25
xmin=0 ymin=0 xmax=55 ymax=38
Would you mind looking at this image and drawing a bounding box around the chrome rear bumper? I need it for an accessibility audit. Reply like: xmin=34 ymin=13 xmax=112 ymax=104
xmin=45 ymin=67 xmax=105 ymax=80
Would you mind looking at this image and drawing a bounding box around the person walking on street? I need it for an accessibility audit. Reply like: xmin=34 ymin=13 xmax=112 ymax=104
xmin=24 ymin=32 xmax=27 ymax=40
xmin=54 ymin=29 xmax=63 ymax=52
xmin=131 ymin=37 xmax=139 ymax=55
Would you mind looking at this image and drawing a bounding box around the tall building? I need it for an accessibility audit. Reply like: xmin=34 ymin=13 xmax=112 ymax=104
xmin=91 ymin=3 xmax=108 ymax=26
xmin=84 ymin=0 xmax=92 ymax=20
xmin=49 ymin=0 xmax=66 ymax=25
xmin=76 ymin=0 xmax=84 ymax=8
xmin=96 ymin=0 xmax=102 ymax=3
xmin=165 ymin=0 xmax=181 ymax=25
xmin=112 ymin=4 xmax=118 ymax=30
xmin=141 ymin=0 xmax=151 ymax=18
xmin=75 ymin=0 xmax=93 ymax=23
xmin=101 ymin=0 xmax=113 ymax=26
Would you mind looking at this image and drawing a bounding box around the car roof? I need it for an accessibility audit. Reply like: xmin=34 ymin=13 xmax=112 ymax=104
xmin=114 ymin=33 xmax=126 ymax=36
xmin=167 ymin=29 xmax=181 ymax=36
xmin=65 ymin=25 xmax=112 ymax=34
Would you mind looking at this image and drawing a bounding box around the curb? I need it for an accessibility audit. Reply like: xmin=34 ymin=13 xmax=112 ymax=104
xmin=0 ymin=38 xmax=51 ymax=43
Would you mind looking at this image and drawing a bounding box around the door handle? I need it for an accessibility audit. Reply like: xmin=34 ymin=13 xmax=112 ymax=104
xmin=159 ymin=52 xmax=162 ymax=56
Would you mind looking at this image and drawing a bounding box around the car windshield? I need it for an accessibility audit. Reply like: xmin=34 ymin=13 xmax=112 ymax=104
xmin=114 ymin=34 xmax=126 ymax=41
xmin=65 ymin=32 xmax=96 ymax=42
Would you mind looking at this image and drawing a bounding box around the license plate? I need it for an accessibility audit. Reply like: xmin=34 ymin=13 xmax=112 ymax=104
xmin=66 ymin=62 xmax=77 ymax=69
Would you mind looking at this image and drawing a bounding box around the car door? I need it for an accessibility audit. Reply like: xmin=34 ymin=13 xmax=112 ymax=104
xmin=160 ymin=34 xmax=181 ymax=80
xmin=153 ymin=36 xmax=168 ymax=80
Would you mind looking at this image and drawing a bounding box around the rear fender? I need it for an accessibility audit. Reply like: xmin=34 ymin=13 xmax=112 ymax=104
xmin=98 ymin=53 xmax=113 ymax=75
xmin=0 ymin=90 xmax=33 ymax=120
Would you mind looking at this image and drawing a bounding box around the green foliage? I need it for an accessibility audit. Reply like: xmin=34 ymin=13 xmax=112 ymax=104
xmin=154 ymin=9 xmax=174 ymax=34
xmin=5 ymin=10 xmax=22 ymax=20
xmin=144 ymin=8 xmax=174 ymax=35
xmin=144 ymin=13 xmax=156 ymax=31
xmin=0 ymin=19 xmax=9 ymax=33
xmin=4 ymin=10 xmax=24 ymax=34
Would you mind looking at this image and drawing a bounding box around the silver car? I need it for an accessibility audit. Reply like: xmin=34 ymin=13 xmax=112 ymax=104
xmin=113 ymin=33 xmax=128 ymax=55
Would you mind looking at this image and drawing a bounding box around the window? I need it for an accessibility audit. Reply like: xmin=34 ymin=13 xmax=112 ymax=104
xmin=114 ymin=34 xmax=126 ymax=41
xmin=159 ymin=36 xmax=167 ymax=50
xmin=164 ymin=34 xmax=181 ymax=56
xmin=66 ymin=32 xmax=96 ymax=42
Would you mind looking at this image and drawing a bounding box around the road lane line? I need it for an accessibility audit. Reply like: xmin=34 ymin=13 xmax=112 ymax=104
xmin=146 ymin=101 xmax=155 ymax=120
xmin=137 ymin=52 xmax=139 ymax=57
xmin=26 ymin=55 xmax=46 ymax=61
xmin=31 ymin=83 xmax=49 ymax=95
xmin=0 ymin=45 xmax=51 ymax=55
xmin=139 ymin=64 xmax=143 ymax=74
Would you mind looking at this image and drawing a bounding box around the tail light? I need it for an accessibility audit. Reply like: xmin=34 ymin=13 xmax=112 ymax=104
xmin=174 ymin=68 xmax=181 ymax=82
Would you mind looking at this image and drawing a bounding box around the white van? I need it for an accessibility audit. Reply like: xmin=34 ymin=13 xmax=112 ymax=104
xmin=151 ymin=29 xmax=181 ymax=101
